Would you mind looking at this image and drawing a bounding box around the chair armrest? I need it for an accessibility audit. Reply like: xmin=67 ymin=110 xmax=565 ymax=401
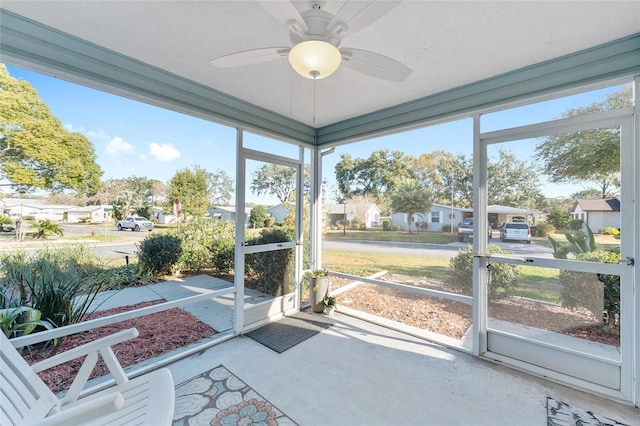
xmin=37 ymin=392 xmax=125 ymax=426
xmin=31 ymin=328 xmax=139 ymax=372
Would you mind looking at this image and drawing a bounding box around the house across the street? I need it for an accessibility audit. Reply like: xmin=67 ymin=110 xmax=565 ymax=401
xmin=325 ymin=202 xmax=381 ymax=228
xmin=391 ymin=203 xmax=541 ymax=232
xmin=571 ymin=198 xmax=621 ymax=232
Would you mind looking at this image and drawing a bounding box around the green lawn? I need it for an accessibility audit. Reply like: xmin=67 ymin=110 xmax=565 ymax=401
xmin=513 ymin=265 xmax=562 ymax=303
xmin=324 ymin=249 xmax=563 ymax=304
xmin=325 ymin=230 xmax=459 ymax=244
xmin=323 ymin=249 xmax=451 ymax=283
xmin=533 ymin=232 xmax=621 ymax=251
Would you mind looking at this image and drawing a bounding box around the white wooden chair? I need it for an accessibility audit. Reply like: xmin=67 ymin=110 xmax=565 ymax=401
xmin=1 ymin=328 xmax=175 ymax=425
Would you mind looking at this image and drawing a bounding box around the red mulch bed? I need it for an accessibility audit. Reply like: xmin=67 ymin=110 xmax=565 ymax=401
xmin=22 ymin=301 xmax=215 ymax=394
xmin=331 ymin=274 xmax=620 ymax=346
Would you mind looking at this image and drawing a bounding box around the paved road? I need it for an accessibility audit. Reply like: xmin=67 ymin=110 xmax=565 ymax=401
xmin=323 ymin=238 xmax=554 ymax=259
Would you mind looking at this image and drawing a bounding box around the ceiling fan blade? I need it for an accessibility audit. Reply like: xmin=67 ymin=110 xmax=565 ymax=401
xmin=340 ymin=48 xmax=411 ymax=82
xmin=328 ymin=1 xmax=401 ymax=38
xmin=257 ymin=1 xmax=308 ymax=35
xmin=211 ymin=47 xmax=290 ymax=68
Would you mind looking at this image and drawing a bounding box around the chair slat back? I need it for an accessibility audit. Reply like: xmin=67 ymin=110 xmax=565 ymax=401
xmin=0 ymin=333 xmax=58 ymax=424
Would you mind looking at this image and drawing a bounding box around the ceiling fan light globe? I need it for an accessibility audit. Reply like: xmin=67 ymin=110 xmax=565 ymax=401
xmin=288 ymin=40 xmax=341 ymax=79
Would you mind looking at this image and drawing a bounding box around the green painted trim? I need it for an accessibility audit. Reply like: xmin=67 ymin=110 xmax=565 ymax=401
xmin=316 ymin=33 xmax=640 ymax=146
xmin=1 ymin=8 xmax=638 ymax=148
xmin=0 ymin=9 xmax=315 ymax=145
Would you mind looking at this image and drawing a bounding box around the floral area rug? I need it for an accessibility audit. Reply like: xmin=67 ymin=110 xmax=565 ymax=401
xmin=547 ymin=397 xmax=629 ymax=425
xmin=173 ymin=365 xmax=298 ymax=426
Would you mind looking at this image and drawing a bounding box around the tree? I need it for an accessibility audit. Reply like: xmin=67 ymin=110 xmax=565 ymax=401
xmin=535 ymin=87 xmax=631 ymax=197
xmin=390 ymin=177 xmax=432 ymax=234
xmin=209 ymin=170 xmax=234 ymax=206
xmin=250 ymin=164 xmax=308 ymax=204
xmin=488 ymin=149 xmax=543 ymax=209
xmin=546 ymin=208 xmax=571 ymax=230
xmin=570 ymin=188 xmax=614 ymax=200
xmin=249 ymin=205 xmax=268 ymax=228
xmin=90 ymin=178 xmax=128 ymax=206
xmin=346 ymin=194 xmax=377 ymax=225
xmin=413 ymin=151 xmax=459 ymax=204
xmin=0 ymin=65 xmax=103 ymax=196
xmin=335 ymin=149 xmax=414 ymax=204
xmin=166 ymin=166 xmax=212 ymax=217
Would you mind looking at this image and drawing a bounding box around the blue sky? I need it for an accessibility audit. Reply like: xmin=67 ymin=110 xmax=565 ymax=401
xmin=5 ymin=64 xmax=628 ymax=205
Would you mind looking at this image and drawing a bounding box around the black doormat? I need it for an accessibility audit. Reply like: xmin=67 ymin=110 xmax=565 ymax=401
xmin=245 ymin=311 xmax=335 ymax=353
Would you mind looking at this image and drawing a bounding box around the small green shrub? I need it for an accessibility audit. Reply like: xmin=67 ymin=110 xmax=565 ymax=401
xmin=95 ymin=265 xmax=155 ymax=289
xmin=568 ymin=219 xmax=584 ymax=230
xmin=535 ymin=221 xmax=555 ymax=237
xmin=600 ymin=227 xmax=620 ymax=236
xmin=441 ymin=224 xmax=452 ymax=233
xmin=211 ymin=221 xmax=235 ymax=274
xmin=138 ymin=234 xmax=182 ymax=274
xmin=172 ymin=218 xmax=214 ymax=273
xmin=391 ymin=224 xmax=401 ymax=231
xmin=249 ymin=205 xmax=268 ymax=228
xmin=446 ymin=245 xmax=519 ymax=300
xmin=246 ymin=225 xmax=295 ymax=296
xmin=382 ymin=220 xmax=391 ymax=231
xmin=560 ymin=250 xmax=620 ymax=320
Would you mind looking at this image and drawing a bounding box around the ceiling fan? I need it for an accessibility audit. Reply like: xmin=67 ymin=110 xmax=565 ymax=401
xmin=210 ymin=1 xmax=412 ymax=82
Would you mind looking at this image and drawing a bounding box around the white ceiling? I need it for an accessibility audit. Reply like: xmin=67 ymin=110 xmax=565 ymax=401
xmin=2 ymin=1 xmax=639 ymax=128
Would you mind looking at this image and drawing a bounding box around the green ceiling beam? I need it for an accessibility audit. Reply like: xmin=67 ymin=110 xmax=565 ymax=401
xmin=316 ymin=33 xmax=640 ymax=146
xmin=0 ymin=9 xmax=316 ymax=145
xmin=1 ymin=8 xmax=638 ymax=148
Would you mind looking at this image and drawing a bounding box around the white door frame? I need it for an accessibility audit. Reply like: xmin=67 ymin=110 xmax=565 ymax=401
xmin=234 ymin=129 xmax=304 ymax=334
xmin=474 ymin=107 xmax=636 ymax=402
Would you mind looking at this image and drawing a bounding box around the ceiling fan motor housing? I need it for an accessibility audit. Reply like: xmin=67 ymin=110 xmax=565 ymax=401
xmin=289 ymin=7 xmax=341 ymax=47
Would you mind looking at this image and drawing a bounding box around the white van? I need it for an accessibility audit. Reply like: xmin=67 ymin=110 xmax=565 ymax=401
xmin=499 ymin=222 xmax=531 ymax=243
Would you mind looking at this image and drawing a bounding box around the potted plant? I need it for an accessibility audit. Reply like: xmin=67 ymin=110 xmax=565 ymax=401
xmin=305 ymin=269 xmax=330 ymax=313
xmin=323 ymin=295 xmax=337 ymax=316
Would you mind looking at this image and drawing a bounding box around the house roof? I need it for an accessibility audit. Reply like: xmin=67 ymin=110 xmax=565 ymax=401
xmin=575 ymin=198 xmax=621 ymax=212
xmin=1 ymin=3 xmax=638 ymax=145
xmin=486 ymin=205 xmax=540 ymax=215
xmin=210 ymin=206 xmax=253 ymax=215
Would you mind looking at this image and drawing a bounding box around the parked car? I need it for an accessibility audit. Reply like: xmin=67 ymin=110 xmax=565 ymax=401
xmin=115 ymin=216 xmax=154 ymax=232
xmin=500 ymin=222 xmax=531 ymax=243
xmin=457 ymin=217 xmax=474 ymax=242
xmin=457 ymin=217 xmax=492 ymax=242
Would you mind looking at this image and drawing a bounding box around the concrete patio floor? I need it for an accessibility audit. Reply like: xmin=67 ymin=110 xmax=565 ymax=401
xmin=95 ymin=275 xmax=640 ymax=425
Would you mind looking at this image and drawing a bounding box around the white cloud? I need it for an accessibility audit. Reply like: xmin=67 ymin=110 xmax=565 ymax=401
xmin=64 ymin=123 xmax=84 ymax=133
xmin=105 ymin=137 xmax=134 ymax=155
xmin=148 ymin=143 xmax=181 ymax=162
xmin=88 ymin=129 xmax=109 ymax=140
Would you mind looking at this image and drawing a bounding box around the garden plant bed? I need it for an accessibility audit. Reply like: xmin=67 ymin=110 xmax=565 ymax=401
xmin=22 ymin=300 xmax=215 ymax=394
xmin=331 ymin=274 xmax=619 ymax=346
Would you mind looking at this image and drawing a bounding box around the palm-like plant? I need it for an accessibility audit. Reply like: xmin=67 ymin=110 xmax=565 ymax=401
xmin=390 ymin=177 xmax=432 ymax=234
xmin=0 ymin=215 xmax=13 ymax=232
xmin=33 ymin=219 xmax=64 ymax=239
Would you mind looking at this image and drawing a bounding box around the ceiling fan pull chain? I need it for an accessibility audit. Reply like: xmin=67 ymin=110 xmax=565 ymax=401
xmin=313 ymin=76 xmax=316 ymax=125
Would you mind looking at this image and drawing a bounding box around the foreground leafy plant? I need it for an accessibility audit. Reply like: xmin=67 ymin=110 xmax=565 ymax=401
xmin=0 ymin=306 xmax=53 ymax=338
